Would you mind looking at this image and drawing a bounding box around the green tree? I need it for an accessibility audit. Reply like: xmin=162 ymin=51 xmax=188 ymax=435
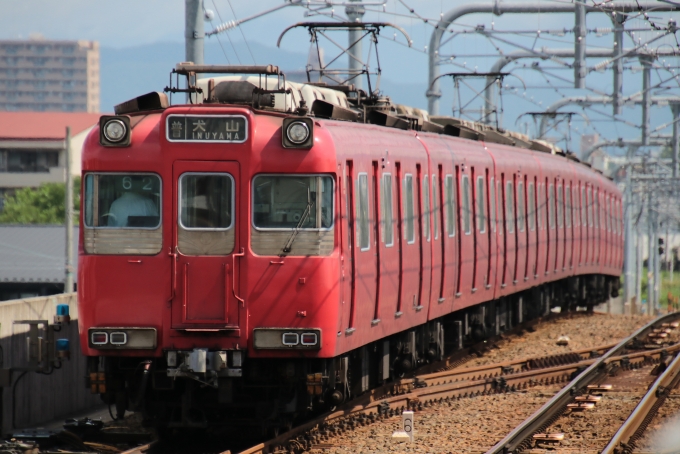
xmin=0 ymin=178 xmax=80 ymax=224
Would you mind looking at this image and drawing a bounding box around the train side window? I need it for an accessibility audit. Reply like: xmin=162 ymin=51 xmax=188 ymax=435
xmin=517 ymin=180 xmax=525 ymax=232
xmin=433 ymin=175 xmax=440 ymax=240
xmin=587 ymin=187 xmax=593 ymax=227
xmin=497 ymin=180 xmax=503 ymax=236
xmin=357 ymin=173 xmax=370 ymax=251
xmin=572 ymin=186 xmax=578 ymax=227
xmin=423 ymin=175 xmax=431 ymax=242
xmin=528 ymin=182 xmax=535 ymax=231
xmin=404 ymin=174 xmax=415 ymax=243
xmin=445 ymin=174 xmax=455 ymax=237
xmin=489 ymin=177 xmax=496 ymax=233
xmin=462 ymin=175 xmax=471 ymax=235
xmin=505 ymin=181 xmax=514 ymax=234
xmin=581 ymin=186 xmax=587 ymax=226
xmin=548 ymin=184 xmax=555 ymax=229
xmin=476 ymin=176 xmax=486 ymax=234
xmin=381 ymin=173 xmax=394 ymax=246
xmin=536 ymin=184 xmax=543 ymax=229
xmin=557 ymin=184 xmax=563 ymax=228
xmin=565 ymin=185 xmax=572 ymax=228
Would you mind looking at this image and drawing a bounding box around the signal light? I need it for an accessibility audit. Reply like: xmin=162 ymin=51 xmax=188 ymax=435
xmin=91 ymin=332 xmax=108 ymax=345
xmin=282 ymin=332 xmax=299 ymax=346
xmin=300 ymin=333 xmax=318 ymax=346
xmin=659 ymin=238 xmax=665 ymax=255
xmin=109 ymin=332 xmax=127 ymax=345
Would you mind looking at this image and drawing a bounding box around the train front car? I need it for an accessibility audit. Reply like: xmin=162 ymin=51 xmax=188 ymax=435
xmin=78 ymin=66 xmax=342 ymax=431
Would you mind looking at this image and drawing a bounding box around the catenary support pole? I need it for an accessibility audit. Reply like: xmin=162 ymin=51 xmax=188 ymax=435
xmin=538 ymin=96 xmax=680 ymax=138
xmin=640 ymin=55 xmax=653 ymax=146
xmin=574 ymin=1 xmax=586 ymax=88
xmin=648 ymin=192 xmax=654 ymax=314
xmin=427 ymin=1 xmax=679 ymax=115
xmin=185 ymin=0 xmax=204 ymax=101
xmin=636 ymin=197 xmax=644 ymax=313
xmin=346 ymin=0 xmax=365 ymax=91
xmin=64 ymin=127 xmax=74 ymax=294
xmin=623 ymin=147 xmax=636 ymax=306
xmin=612 ymin=12 xmax=626 ymax=115
xmin=482 ymin=48 xmax=679 ymax=125
xmin=672 ymin=103 xmax=680 ymax=178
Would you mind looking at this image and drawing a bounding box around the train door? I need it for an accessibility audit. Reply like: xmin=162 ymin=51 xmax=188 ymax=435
xmin=351 ymin=168 xmax=378 ymax=330
xmin=556 ymin=180 xmax=564 ymax=272
xmin=473 ymin=170 xmax=489 ymax=291
xmin=171 ymin=161 xmax=241 ymax=329
xmin=564 ymin=182 xmax=572 ymax=270
xmin=400 ymin=169 xmax=421 ymax=314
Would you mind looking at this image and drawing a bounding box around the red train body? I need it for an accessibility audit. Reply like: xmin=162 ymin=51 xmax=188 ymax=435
xmin=78 ymin=65 xmax=622 ymax=430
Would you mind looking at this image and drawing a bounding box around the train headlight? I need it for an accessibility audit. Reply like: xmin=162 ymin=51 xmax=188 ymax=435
xmin=282 ymin=117 xmax=313 ymax=148
xmin=103 ymin=120 xmax=126 ymax=142
xmin=287 ymin=122 xmax=309 ymax=144
xmin=99 ymin=115 xmax=131 ymax=147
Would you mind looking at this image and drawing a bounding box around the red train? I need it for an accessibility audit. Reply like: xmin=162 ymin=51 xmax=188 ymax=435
xmin=78 ymin=64 xmax=622 ymax=431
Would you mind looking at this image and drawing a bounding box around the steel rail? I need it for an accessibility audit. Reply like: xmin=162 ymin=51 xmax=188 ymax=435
xmin=235 ymin=333 xmax=679 ymax=453
xmin=485 ymin=311 xmax=680 ymax=454
xmin=601 ymin=349 xmax=680 ymax=454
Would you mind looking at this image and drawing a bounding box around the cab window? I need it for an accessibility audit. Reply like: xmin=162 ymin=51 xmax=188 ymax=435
xmin=252 ymin=175 xmax=333 ymax=229
xmin=84 ymin=173 xmax=161 ymax=228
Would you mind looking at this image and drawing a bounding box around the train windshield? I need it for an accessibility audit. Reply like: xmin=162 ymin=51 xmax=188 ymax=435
xmin=252 ymin=175 xmax=333 ymax=229
xmin=84 ymin=174 xmax=161 ymax=228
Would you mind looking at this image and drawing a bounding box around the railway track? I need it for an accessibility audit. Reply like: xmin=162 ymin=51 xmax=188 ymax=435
xmin=10 ymin=312 xmax=661 ymax=454
xmin=231 ymin=313 xmax=680 ymax=454
xmin=487 ymin=313 xmax=680 ymax=454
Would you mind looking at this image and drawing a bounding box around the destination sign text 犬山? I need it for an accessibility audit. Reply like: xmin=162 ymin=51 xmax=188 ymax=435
xmin=166 ymin=115 xmax=248 ymax=143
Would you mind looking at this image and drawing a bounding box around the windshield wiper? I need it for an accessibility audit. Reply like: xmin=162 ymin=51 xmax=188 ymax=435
xmin=281 ymin=188 xmax=315 ymax=256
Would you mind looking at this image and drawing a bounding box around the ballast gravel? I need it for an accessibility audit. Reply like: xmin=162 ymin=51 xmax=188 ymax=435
xmin=306 ymin=313 xmax=657 ymax=454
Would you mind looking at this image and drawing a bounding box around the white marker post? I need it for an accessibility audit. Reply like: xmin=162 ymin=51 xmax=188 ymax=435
xmin=391 ymin=410 xmax=415 ymax=442
xmin=402 ymin=411 xmax=414 ymax=442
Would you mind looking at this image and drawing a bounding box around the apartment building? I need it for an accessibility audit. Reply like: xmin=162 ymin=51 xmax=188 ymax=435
xmin=0 ymin=112 xmax=101 ymax=210
xmin=0 ymin=38 xmax=100 ymax=113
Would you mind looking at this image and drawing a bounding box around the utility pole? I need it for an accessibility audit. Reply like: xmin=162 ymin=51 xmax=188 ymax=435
xmin=345 ymin=0 xmax=365 ymax=91
xmin=64 ymin=127 xmax=74 ymax=294
xmin=185 ymin=0 xmax=204 ymax=101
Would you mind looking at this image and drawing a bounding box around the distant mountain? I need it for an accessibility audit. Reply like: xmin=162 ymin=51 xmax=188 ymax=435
xmin=100 ymin=41 xmax=428 ymax=112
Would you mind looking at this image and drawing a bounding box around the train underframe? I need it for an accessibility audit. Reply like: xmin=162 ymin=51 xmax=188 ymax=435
xmin=87 ymin=274 xmax=620 ymax=433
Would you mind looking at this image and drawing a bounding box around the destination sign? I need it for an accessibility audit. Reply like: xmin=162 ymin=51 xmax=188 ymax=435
xmin=166 ymin=115 xmax=248 ymax=143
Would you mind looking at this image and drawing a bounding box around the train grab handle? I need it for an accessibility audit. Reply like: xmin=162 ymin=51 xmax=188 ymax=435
xmin=168 ymin=246 xmax=177 ymax=302
xmin=233 ymin=248 xmax=245 ymax=306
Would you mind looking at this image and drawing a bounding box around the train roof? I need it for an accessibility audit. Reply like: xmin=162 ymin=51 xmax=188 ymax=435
xmin=112 ymin=63 xmax=606 ymax=176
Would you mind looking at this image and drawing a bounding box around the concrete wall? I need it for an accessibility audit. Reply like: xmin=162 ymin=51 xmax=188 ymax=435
xmin=0 ymin=293 xmax=100 ymax=434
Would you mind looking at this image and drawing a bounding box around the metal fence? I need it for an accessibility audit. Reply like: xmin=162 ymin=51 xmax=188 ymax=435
xmin=0 ymin=293 xmax=100 ymax=433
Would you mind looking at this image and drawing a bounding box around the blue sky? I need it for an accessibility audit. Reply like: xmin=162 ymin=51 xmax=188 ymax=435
xmin=3 ymin=1 xmax=679 ymax=154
